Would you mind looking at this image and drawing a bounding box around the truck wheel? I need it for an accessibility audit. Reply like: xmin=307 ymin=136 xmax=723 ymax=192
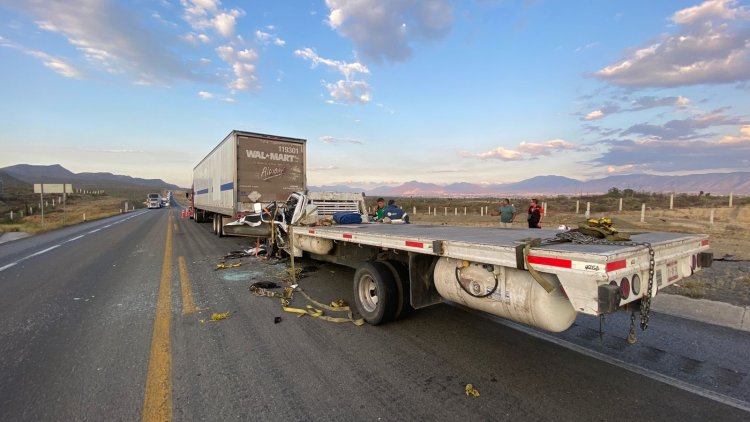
xmin=353 ymin=262 xmax=398 ymax=325
xmin=381 ymin=261 xmax=413 ymax=321
xmin=216 ymin=216 xmax=225 ymax=237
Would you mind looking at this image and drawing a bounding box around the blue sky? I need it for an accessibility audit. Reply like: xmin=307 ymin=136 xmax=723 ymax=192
xmin=0 ymin=0 xmax=748 ymax=188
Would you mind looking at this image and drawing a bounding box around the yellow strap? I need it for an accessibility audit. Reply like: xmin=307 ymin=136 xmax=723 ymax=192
xmin=523 ymin=243 xmax=555 ymax=293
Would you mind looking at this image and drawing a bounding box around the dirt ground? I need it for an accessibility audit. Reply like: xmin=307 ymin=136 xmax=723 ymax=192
xmin=408 ymin=204 xmax=750 ymax=307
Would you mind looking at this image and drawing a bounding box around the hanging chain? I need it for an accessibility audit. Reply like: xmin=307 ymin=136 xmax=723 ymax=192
xmin=544 ymin=231 xmax=656 ymax=331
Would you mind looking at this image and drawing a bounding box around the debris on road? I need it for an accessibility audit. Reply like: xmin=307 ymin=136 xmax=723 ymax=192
xmin=465 ymin=384 xmax=480 ymax=398
xmin=200 ymin=311 xmax=231 ymax=323
xmin=274 ymin=316 xmax=282 ymax=324
xmin=215 ymin=262 xmax=242 ymax=270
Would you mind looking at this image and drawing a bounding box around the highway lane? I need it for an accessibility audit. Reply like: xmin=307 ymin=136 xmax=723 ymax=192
xmin=1 ymin=207 xmax=748 ymax=421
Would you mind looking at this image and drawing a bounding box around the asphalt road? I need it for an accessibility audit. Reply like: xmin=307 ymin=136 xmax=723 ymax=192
xmin=1 ymin=205 xmax=748 ymax=421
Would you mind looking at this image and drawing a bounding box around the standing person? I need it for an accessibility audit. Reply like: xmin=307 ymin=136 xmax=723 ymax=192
xmin=374 ymin=197 xmax=386 ymax=220
xmin=490 ymin=198 xmax=516 ymax=228
xmin=527 ymin=198 xmax=543 ymax=229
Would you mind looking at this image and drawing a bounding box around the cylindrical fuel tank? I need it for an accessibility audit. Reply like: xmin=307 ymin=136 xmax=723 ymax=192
xmin=294 ymin=235 xmax=334 ymax=255
xmin=433 ymin=257 xmax=576 ymax=332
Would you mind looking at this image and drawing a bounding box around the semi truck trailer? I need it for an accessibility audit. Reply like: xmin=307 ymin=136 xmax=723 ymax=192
xmin=191 ymin=130 xmax=306 ymax=236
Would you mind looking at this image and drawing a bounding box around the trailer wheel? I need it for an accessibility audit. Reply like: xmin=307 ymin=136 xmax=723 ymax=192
xmin=353 ymin=262 xmax=398 ymax=325
xmin=216 ymin=216 xmax=225 ymax=237
xmin=381 ymin=261 xmax=413 ymax=321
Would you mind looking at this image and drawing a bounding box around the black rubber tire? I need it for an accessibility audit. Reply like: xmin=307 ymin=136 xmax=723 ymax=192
xmin=353 ymin=262 xmax=398 ymax=325
xmin=380 ymin=261 xmax=413 ymax=321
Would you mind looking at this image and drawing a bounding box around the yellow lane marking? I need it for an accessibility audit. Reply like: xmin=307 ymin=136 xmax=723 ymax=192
xmin=178 ymin=256 xmax=197 ymax=315
xmin=142 ymin=213 xmax=173 ymax=422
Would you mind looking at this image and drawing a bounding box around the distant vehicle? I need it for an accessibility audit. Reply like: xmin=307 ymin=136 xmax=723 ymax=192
xmin=147 ymin=193 xmax=162 ymax=209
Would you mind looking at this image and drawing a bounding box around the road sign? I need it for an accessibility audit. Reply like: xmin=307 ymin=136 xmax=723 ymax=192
xmin=34 ymin=184 xmax=73 ymax=194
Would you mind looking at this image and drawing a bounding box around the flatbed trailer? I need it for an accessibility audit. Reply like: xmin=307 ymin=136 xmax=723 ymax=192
xmin=288 ymin=220 xmax=711 ymax=333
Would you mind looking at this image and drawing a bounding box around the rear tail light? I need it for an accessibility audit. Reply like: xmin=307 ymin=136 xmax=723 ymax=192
xmin=620 ymin=277 xmax=630 ymax=299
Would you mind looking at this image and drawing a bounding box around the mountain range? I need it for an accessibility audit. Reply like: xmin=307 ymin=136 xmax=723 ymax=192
xmin=2 ymin=164 xmax=747 ymax=197
xmin=0 ymin=164 xmax=180 ymax=191
xmin=311 ymin=172 xmax=750 ymax=196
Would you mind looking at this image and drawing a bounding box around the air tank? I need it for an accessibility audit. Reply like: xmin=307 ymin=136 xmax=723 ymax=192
xmin=433 ymin=257 xmax=576 ymax=332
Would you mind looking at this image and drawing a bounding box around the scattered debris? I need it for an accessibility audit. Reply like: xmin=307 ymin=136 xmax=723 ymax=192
xmin=465 ymin=383 xmax=480 ymax=398
xmin=250 ymin=281 xmax=280 ymax=290
xmin=274 ymin=316 xmax=282 ymax=324
xmin=215 ymin=263 xmax=242 ymax=270
xmin=200 ymin=311 xmax=231 ymax=323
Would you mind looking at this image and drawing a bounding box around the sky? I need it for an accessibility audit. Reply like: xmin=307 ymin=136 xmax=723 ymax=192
xmin=0 ymin=0 xmax=749 ymax=189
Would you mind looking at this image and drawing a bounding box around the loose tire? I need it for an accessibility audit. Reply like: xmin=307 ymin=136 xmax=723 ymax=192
xmin=353 ymin=262 xmax=398 ymax=325
xmin=381 ymin=261 xmax=413 ymax=321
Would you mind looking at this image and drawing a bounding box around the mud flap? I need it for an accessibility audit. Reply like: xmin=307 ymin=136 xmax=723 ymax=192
xmin=409 ymin=254 xmax=441 ymax=309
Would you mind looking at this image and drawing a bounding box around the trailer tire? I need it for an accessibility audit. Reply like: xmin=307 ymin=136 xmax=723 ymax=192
xmin=216 ymin=216 xmax=225 ymax=237
xmin=381 ymin=261 xmax=413 ymax=321
xmin=353 ymin=262 xmax=398 ymax=325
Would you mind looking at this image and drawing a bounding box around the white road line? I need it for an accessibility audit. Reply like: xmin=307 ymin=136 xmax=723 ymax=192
xmin=27 ymin=245 xmax=60 ymax=258
xmin=0 ymin=209 xmax=151 ymax=274
xmin=458 ymin=304 xmax=750 ymax=414
xmin=0 ymin=263 xmax=17 ymax=272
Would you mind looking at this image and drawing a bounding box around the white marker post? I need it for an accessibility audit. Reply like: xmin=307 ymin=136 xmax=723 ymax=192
xmin=670 ymin=194 xmax=674 ymax=210
xmin=576 ymin=200 xmax=579 ymax=214
xmin=710 ymin=209 xmax=715 ymax=226
xmin=585 ymin=202 xmax=591 ymax=219
xmin=619 ymin=198 xmax=623 ymax=212
xmin=729 ymin=192 xmax=733 ymax=207
xmin=641 ymin=203 xmax=646 ymax=223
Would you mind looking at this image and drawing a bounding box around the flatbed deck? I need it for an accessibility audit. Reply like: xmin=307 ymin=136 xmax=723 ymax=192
xmin=297 ymin=223 xmax=708 ymax=270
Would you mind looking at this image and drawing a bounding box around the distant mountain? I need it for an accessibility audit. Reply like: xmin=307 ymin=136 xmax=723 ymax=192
xmin=309 ymin=172 xmax=750 ymax=197
xmin=1 ymin=164 xmax=180 ymax=190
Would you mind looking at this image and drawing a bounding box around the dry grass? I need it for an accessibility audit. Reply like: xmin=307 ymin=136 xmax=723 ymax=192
xmin=0 ymin=196 xmax=129 ymax=235
xmin=678 ymin=280 xmax=706 ymax=299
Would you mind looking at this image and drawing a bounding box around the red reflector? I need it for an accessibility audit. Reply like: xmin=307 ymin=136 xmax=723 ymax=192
xmin=527 ymin=256 xmax=572 ymax=268
xmin=343 ymin=234 xmax=353 ymax=239
xmin=606 ymin=260 xmax=626 ymax=272
xmin=701 ymin=239 xmax=709 ymax=246
xmin=308 ymin=230 xmax=315 ymax=234
xmin=620 ymin=277 xmax=630 ymax=299
xmin=405 ymin=241 xmax=423 ymax=248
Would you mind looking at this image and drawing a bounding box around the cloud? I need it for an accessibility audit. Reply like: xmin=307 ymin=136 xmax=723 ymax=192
xmin=465 ymin=138 xmax=586 ymax=161
xmin=719 ymin=125 xmax=750 ymax=143
xmin=471 ymin=147 xmax=524 ymax=161
xmin=0 ymin=36 xmax=83 ymax=79
xmin=309 ymin=165 xmax=339 ymax=171
xmin=594 ymin=137 xmax=750 ymax=172
xmin=516 ymin=139 xmax=587 ymax=155
xmin=295 ymin=47 xmax=371 ymax=103
xmin=2 ymin=0 xmax=205 ymax=85
xmin=180 ymin=0 xmax=244 ymax=38
xmin=324 ymin=0 xmax=453 ymax=63
xmin=584 ymin=110 xmax=605 ymax=120
xmin=595 ymin=0 xmax=750 ymax=87
xmin=580 ymin=95 xmax=692 ymax=121
xmin=198 ymin=91 xmax=214 ymax=99
xmin=621 ymin=110 xmax=742 ymax=139
xmin=215 ymin=45 xmax=259 ymax=91
xmin=606 ymin=164 xmax=642 ymax=174
xmin=319 ymin=136 xmax=365 ymax=145
xmin=255 ymin=30 xmax=285 ymax=46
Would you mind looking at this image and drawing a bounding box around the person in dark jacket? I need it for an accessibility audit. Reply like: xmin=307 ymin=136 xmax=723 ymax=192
xmin=382 ymin=199 xmax=409 ymax=223
xmin=527 ymin=198 xmax=543 ymax=228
